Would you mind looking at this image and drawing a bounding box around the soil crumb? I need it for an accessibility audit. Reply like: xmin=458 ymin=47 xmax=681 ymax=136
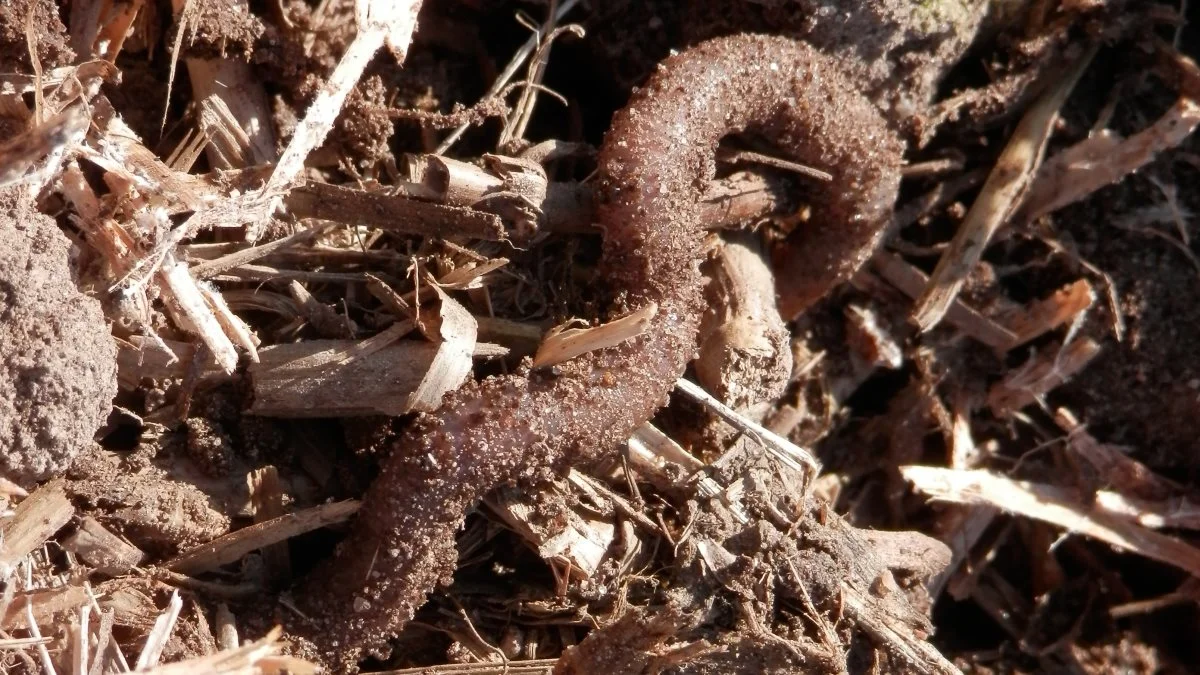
xmin=0 ymin=0 xmax=73 ymax=70
xmin=0 ymin=186 xmax=116 ymax=485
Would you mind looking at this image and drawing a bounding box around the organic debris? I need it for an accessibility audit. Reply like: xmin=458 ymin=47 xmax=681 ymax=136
xmin=3 ymin=1 xmax=1200 ymax=675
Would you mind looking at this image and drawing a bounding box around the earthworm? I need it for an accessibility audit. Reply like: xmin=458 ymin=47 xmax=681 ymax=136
xmin=295 ymin=33 xmax=903 ymax=670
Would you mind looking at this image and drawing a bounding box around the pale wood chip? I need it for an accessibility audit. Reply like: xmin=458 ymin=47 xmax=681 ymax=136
xmin=116 ymin=336 xmax=223 ymax=390
xmin=91 ymin=0 xmax=141 ymax=61
xmin=0 ymin=481 xmax=74 ymax=579
xmin=1092 ymin=490 xmax=1200 ymax=531
xmin=533 ymin=303 xmax=656 ymax=368
xmin=247 ymin=336 xmax=448 ymax=417
xmin=627 ymin=422 xmax=704 ymax=475
xmin=73 ymin=603 xmax=90 ymax=675
xmin=903 ymin=465 xmax=1200 ymax=578
xmin=987 ymin=338 xmax=1101 ymax=415
xmin=286 ymin=182 xmax=507 ymax=241
xmin=427 ymin=257 xmax=510 ymax=292
xmin=248 ymin=467 xmax=292 ymax=585
xmin=995 ymin=279 xmax=1095 ymax=351
xmin=404 ymin=286 xmax=478 ymax=412
xmin=61 ymin=517 xmax=144 ymax=577
xmin=189 ymin=62 xmax=277 ymax=168
xmin=926 ymin=399 xmax=999 ymax=600
xmin=201 ymin=282 xmax=260 ymax=363
xmin=215 ymin=604 xmax=238 ymax=652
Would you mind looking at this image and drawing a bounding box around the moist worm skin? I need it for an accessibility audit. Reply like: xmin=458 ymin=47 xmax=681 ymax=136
xmin=295 ymin=34 xmax=903 ymax=670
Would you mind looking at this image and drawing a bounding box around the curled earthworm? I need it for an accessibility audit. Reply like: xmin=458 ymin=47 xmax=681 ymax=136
xmin=295 ymin=33 xmax=903 ymax=670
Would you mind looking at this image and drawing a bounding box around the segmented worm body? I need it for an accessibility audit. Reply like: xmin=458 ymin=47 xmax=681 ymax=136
xmin=297 ymin=34 xmax=903 ymax=670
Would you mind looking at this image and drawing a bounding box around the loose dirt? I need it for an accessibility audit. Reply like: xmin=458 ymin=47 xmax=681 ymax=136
xmin=0 ymin=187 xmax=115 ymax=485
xmin=2 ymin=2 xmax=1200 ymax=675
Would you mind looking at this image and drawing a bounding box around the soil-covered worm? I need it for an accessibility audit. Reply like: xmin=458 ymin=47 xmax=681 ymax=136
xmin=294 ymin=33 xmax=903 ymax=670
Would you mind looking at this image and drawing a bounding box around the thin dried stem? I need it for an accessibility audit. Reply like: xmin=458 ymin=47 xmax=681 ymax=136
xmin=912 ymin=45 xmax=1097 ymax=331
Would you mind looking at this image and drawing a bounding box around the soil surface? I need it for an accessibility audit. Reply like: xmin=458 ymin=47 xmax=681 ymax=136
xmin=2 ymin=1 xmax=1200 ymax=674
xmin=0 ymin=187 xmax=115 ymax=485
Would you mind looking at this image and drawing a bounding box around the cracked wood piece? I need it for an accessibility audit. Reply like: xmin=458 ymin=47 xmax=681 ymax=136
xmin=0 ymin=481 xmax=74 ymax=579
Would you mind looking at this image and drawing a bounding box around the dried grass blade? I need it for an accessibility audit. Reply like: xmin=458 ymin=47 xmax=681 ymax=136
xmin=134 ymin=591 xmax=183 ymax=670
xmin=674 ymin=378 xmax=819 ymax=479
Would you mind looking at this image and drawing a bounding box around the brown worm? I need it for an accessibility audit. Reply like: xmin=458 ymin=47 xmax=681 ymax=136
xmin=295 ymin=33 xmax=903 ymax=670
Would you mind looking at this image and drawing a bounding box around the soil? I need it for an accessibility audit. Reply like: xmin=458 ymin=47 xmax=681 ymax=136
xmin=3 ymin=1 xmax=1200 ymax=674
xmin=1055 ymin=153 xmax=1200 ymax=473
xmin=0 ymin=0 xmax=73 ymax=71
xmin=0 ymin=186 xmax=115 ymax=486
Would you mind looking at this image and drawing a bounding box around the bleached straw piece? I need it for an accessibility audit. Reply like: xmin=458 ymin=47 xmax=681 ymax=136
xmin=158 ymin=256 xmax=240 ymax=374
xmin=73 ymin=604 xmax=90 ymax=675
xmin=248 ymin=0 xmax=423 ymax=240
xmin=134 ymin=590 xmax=183 ymax=670
xmin=674 ymin=378 xmax=820 ymax=479
xmin=903 ymin=466 xmax=1200 ymax=578
xmin=25 ymin=602 xmax=56 ymax=675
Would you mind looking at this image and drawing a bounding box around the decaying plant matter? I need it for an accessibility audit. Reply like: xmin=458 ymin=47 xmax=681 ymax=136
xmin=8 ymin=1 xmax=1200 ymax=673
xmin=293 ymin=33 xmax=903 ymax=670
